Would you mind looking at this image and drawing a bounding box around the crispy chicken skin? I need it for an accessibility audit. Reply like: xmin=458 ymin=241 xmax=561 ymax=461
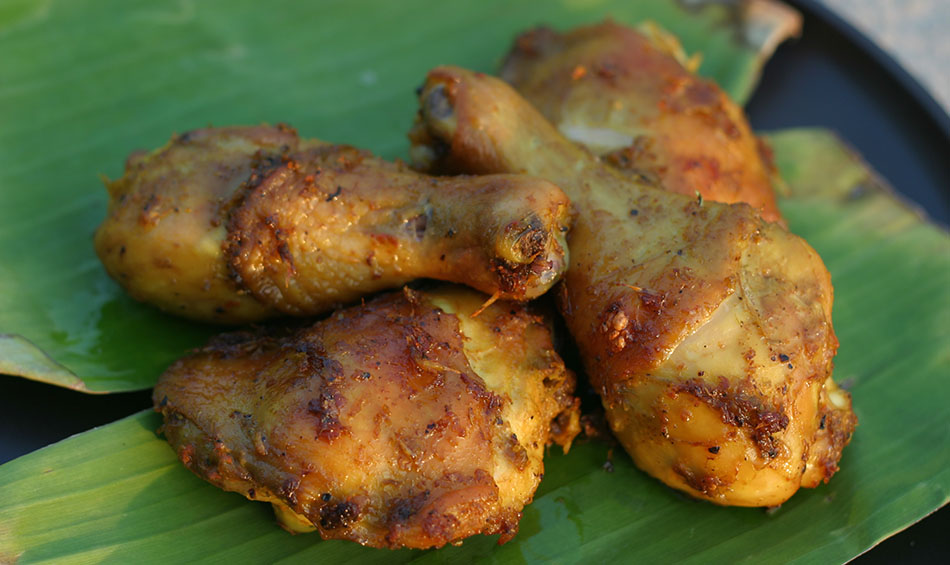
xmin=154 ymin=285 xmax=581 ymax=549
xmin=95 ymin=125 xmax=571 ymax=323
xmin=498 ymin=21 xmax=783 ymax=223
xmin=409 ymin=67 xmax=855 ymax=507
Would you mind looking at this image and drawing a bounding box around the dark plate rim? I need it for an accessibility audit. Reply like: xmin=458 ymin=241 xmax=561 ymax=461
xmin=787 ymin=0 xmax=950 ymax=141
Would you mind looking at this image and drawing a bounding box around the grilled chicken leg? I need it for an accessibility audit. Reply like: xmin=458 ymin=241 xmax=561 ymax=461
xmin=410 ymin=66 xmax=855 ymax=507
xmin=154 ymin=285 xmax=580 ymax=549
xmin=95 ymin=125 xmax=570 ymax=323
xmin=499 ymin=21 xmax=784 ymax=223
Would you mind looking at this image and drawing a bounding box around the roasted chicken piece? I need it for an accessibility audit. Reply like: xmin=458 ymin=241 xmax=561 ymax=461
xmin=499 ymin=21 xmax=784 ymax=223
xmin=154 ymin=285 xmax=580 ymax=549
xmin=410 ymin=66 xmax=855 ymax=507
xmin=95 ymin=125 xmax=570 ymax=323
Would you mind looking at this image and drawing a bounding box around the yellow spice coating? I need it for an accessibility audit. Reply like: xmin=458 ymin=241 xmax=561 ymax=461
xmin=96 ymin=125 xmax=571 ymax=323
xmin=409 ymin=66 xmax=855 ymax=507
xmin=154 ymin=285 xmax=580 ymax=548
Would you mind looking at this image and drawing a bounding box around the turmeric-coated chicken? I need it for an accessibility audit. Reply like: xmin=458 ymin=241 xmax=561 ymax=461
xmin=410 ymin=66 xmax=855 ymax=507
xmin=498 ymin=21 xmax=783 ymax=223
xmin=154 ymin=285 xmax=580 ymax=548
xmin=95 ymin=125 xmax=570 ymax=323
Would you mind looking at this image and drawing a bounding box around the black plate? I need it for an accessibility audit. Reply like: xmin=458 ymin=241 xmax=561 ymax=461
xmin=1 ymin=0 xmax=947 ymax=561
xmin=748 ymin=0 xmax=950 ymax=226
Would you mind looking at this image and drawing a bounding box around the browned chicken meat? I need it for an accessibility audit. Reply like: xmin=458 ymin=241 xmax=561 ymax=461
xmin=410 ymin=66 xmax=855 ymax=507
xmin=95 ymin=125 xmax=571 ymax=323
xmin=154 ymin=285 xmax=580 ymax=548
xmin=497 ymin=21 xmax=784 ymax=223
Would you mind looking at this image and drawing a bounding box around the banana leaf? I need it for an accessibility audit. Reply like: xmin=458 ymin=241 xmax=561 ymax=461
xmin=0 ymin=0 xmax=798 ymax=393
xmin=1 ymin=128 xmax=947 ymax=563
xmin=1 ymin=0 xmax=948 ymax=562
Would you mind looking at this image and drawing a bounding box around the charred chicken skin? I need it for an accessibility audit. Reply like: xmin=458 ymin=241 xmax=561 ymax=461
xmin=154 ymin=285 xmax=581 ymax=549
xmin=95 ymin=125 xmax=571 ymax=323
xmin=409 ymin=66 xmax=855 ymax=507
xmin=499 ymin=21 xmax=784 ymax=223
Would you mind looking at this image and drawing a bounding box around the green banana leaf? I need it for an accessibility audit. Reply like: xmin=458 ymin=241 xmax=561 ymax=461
xmin=2 ymin=128 xmax=947 ymax=563
xmin=0 ymin=0 xmax=797 ymax=393
xmin=1 ymin=0 xmax=948 ymax=562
